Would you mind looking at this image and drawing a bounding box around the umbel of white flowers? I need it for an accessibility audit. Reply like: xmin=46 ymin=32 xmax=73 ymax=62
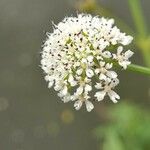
xmin=41 ymin=14 xmax=134 ymax=112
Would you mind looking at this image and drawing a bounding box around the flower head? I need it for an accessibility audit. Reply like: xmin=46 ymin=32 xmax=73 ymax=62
xmin=41 ymin=14 xmax=134 ymax=112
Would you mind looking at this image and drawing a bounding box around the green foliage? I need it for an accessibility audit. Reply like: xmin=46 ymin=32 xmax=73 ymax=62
xmin=94 ymin=102 xmax=150 ymax=150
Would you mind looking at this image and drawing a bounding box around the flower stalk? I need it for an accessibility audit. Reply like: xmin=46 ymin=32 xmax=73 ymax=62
xmin=128 ymin=0 xmax=147 ymax=37
xmin=104 ymin=59 xmax=150 ymax=76
xmin=127 ymin=64 xmax=150 ymax=76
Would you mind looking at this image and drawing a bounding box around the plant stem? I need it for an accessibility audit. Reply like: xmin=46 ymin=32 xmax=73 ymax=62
xmin=128 ymin=0 xmax=150 ymax=68
xmin=127 ymin=64 xmax=150 ymax=76
xmin=106 ymin=59 xmax=150 ymax=76
xmin=128 ymin=0 xmax=147 ymax=37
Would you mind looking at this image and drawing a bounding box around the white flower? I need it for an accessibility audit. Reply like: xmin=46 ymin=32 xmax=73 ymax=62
xmin=113 ymin=46 xmax=134 ymax=69
xmin=95 ymin=61 xmax=117 ymax=80
xmin=94 ymin=78 xmax=120 ymax=103
xmin=41 ymin=14 xmax=134 ymax=112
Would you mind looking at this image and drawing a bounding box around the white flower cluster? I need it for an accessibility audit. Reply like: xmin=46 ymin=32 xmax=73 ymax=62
xmin=41 ymin=14 xmax=134 ymax=112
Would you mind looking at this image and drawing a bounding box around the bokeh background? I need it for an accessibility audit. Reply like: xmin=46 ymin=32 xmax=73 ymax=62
xmin=0 ymin=0 xmax=150 ymax=150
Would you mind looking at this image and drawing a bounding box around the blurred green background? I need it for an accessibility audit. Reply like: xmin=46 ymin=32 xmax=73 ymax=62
xmin=0 ymin=0 xmax=149 ymax=150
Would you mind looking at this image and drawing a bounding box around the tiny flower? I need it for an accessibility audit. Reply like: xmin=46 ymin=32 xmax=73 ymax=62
xmin=95 ymin=61 xmax=117 ymax=80
xmin=113 ymin=46 xmax=134 ymax=69
xmin=41 ymin=14 xmax=134 ymax=112
xmin=94 ymin=78 xmax=120 ymax=103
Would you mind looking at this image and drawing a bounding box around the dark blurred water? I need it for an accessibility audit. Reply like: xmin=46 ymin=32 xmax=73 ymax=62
xmin=0 ymin=0 xmax=149 ymax=150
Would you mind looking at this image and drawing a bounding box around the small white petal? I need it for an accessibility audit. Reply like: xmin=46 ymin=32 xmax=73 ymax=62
xmin=44 ymin=75 xmax=50 ymax=81
xmin=105 ymin=63 xmax=113 ymax=69
xmin=121 ymin=35 xmax=133 ymax=45
xmin=99 ymin=73 xmax=107 ymax=80
xmin=95 ymin=83 xmax=103 ymax=89
xmin=95 ymin=68 xmax=100 ymax=74
xmin=85 ymin=100 xmax=94 ymax=112
xmin=54 ymin=84 xmax=62 ymax=91
xmin=117 ymin=46 xmax=123 ymax=55
xmin=97 ymin=55 xmax=103 ymax=60
xmin=87 ymin=55 xmax=94 ymax=62
xmin=76 ymin=86 xmax=83 ymax=95
xmin=110 ymin=78 xmax=119 ymax=87
xmin=106 ymin=71 xmax=117 ymax=79
xmin=74 ymin=100 xmax=83 ymax=110
xmin=74 ymin=62 xmax=80 ymax=67
xmin=108 ymin=90 xmax=120 ymax=103
xmin=81 ymin=58 xmax=87 ymax=63
xmin=100 ymin=61 xmax=105 ymax=67
xmin=86 ymin=69 xmax=94 ymax=78
xmin=108 ymin=18 xmax=114 ymax=25
xmin=76 ymin=68 xmax=83 ymax=75
xmin=102 ymin=51 xmax=112 ymax=58
xmin=124 ymin=50 xmax=134 ymax=59
xmin=113 ymin=54 xmax=117 ymax=59
xmin=111 ymin=39 xmax=117 ymax=45
xmin=119 ymin=61 xmax=130 ymax=69
xmin=57 ymin=92 xmax=63 ymax=98
xmin=70 ymin=95 xmax=77 ymax=101
xmin=62 ymin=94 xmax=71 ymax=103
xmin=71 ymin=81 xmax=77 ymax=86
xmin=94 ymin=91 xmax=106 ymax=101
xmin=85 ymin=84 xmax=92 ymax=92
xmin=68 ymin=74 xmax=74 ymax=83
xmin=68 ymin=74 xmax=77 ymax=86
xmin=48 ymin=80 xmax=54 ymax=88
xmin=61 ymin=86 xmax=68 ymax=95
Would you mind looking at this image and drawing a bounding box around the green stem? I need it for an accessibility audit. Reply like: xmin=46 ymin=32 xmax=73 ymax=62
xmin=128 ymin=0 xmax=150 ymax=68
xmin=105 ymin=59 xmax=150 ymax=76
xmin=140 ymin=47 xmax=150 ymax=67
xmin=136 ymin=37 xmax=150 ymax=67
xmin=127 ymin=64 xmax=150 ymax=76
xmin=128 ymin=0 xmax=147 ymax=37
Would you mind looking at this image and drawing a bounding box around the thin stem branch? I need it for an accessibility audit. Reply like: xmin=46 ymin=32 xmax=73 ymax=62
xmin=127 ymin=64 xmax=150 ymax=76
xmin=128 ymin=0 xmax=147 ymax=37
xmin=128 ymin=0 xmax=150 ymax=67
xmin=106 ymin=59 xmax=150 ymax=76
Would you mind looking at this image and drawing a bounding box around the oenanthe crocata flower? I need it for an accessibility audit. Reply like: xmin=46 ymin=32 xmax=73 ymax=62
xmin=41 ymin=14 xmax=134 ymax=112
